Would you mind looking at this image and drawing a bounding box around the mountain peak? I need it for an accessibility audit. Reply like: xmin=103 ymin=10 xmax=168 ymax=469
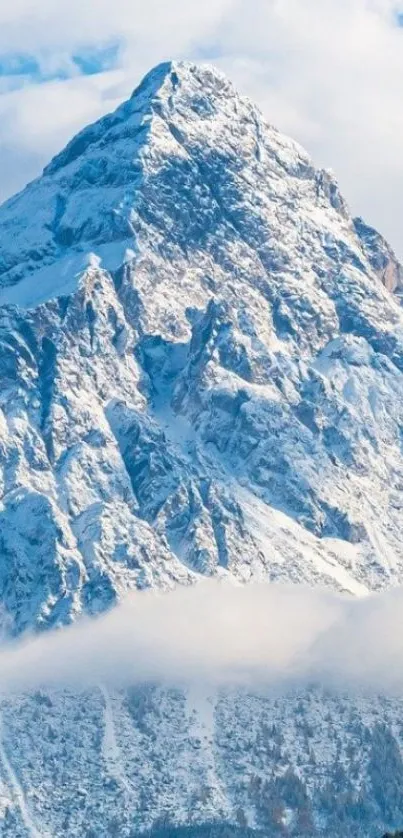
xmin=129 ymin=59 xmax=233 ymax=100
xmin=0 ymin=58 xmax=400 ymax=318
xmin=43 ymin=60 xmax=237 ymax=179
xmin=0 ymin=58 xmax=310 ymax=302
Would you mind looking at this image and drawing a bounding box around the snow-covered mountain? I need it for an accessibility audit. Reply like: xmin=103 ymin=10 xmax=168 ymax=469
xmin=1 ymin=60 xmax=403 ymax=836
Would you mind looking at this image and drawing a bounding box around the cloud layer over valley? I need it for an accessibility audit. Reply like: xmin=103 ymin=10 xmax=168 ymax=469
xmin=1 ymin=580 xmax=403 ymax=697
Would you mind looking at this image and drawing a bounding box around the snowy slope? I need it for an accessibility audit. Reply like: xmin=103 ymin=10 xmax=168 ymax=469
xmin=1 ymin=60 xmax=403 ymax=836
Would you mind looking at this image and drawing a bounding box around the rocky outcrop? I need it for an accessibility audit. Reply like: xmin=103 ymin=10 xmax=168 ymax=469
xmin=354 ymin=215 xmax=403 ymax=295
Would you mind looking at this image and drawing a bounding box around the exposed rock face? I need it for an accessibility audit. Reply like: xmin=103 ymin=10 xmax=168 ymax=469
xmin=354 ymin=216 xmax=403 ymax=295
xmin=1 ymin=61 xmax=403 ymax=836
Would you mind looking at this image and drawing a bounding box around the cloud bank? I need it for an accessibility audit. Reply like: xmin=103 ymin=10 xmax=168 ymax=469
xmin=1 ymin=0 xmax=403 ymax=256
xmin=1 ymin=580 xmax=403 ymax=697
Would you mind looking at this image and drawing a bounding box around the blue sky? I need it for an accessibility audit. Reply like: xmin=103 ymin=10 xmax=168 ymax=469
xmin=0 ymin=0 xmax=403 ymax=255
xmin=0 ymin=43 xmax=121 ymax=83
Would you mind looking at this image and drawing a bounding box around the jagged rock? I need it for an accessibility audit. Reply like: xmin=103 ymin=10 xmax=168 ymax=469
xmin=354 ymin=216 xmax=403 ymax=295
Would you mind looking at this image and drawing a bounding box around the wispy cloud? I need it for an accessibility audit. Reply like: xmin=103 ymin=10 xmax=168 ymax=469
xmin=1 ymin=581 xmax=403 ymax=697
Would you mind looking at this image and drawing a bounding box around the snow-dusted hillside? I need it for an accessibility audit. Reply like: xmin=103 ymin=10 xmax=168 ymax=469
xmin=1 ymin=60 xmax=403 ymax=836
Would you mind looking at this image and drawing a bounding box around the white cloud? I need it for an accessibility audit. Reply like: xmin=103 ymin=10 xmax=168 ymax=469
xmin=0 ymin=0 xmax=233 ymax=56
xmin=0 ymin=0 xmax=403 ymax=254
xmin=1 ymin=581 xmax=403 ymax=696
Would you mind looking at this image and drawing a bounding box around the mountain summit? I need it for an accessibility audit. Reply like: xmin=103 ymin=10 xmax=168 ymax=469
xmin=1 ymin=61 xmax=403 ymax=836
xmin=3 ymin=59 xmax=401 ymax=304
xmin=2 ymin=59 xmax=280 ymax=298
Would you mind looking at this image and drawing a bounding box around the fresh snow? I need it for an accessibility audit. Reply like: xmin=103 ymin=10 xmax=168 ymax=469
xmin=99 ymin=686 xmax=133 ymax=794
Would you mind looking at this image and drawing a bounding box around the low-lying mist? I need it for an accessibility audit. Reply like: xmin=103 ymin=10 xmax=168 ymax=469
xmin=0 ymin=580 xmax=402 ymax=696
